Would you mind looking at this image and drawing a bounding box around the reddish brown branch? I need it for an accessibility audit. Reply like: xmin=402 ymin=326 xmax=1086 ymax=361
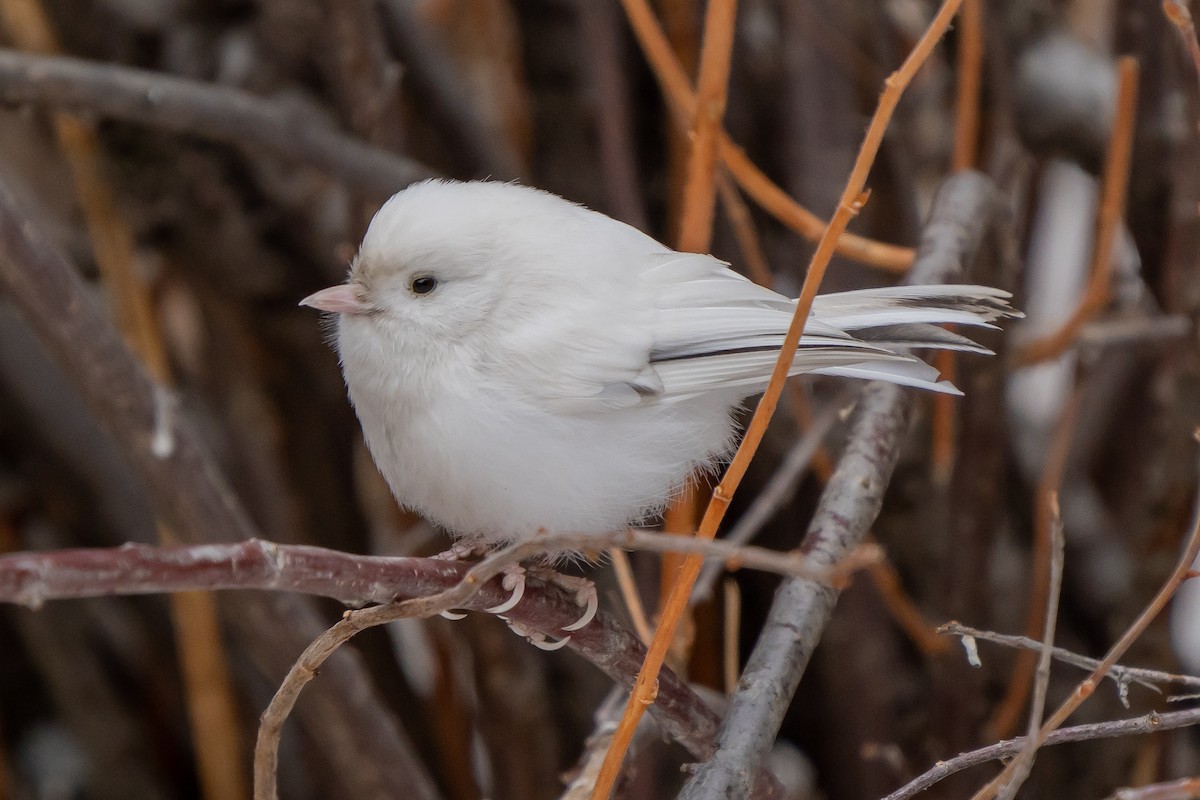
xmin=0 ymin=539 xmax=725 ymax=761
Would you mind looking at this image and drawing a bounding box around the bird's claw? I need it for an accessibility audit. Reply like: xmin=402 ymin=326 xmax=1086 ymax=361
xmin=506 ymin=619 xmax=572 ymax=651
xmin=540 ymin=572 xmax=597 ymax=632
xmin=484 ymin=566 xmax=526 ymax=614
xmin=561 ymin=581 xmax=598 ymax=632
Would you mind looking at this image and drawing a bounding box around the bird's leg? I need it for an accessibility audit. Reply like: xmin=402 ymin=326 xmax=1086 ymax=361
xmin=433 ymin=541 xmax=484 ymax=562
xmin=434 ymin=541 xmax=489 ymax=619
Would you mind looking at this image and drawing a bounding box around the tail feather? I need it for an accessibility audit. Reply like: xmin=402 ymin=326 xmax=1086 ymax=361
xmin=651 ymin=277 xmax=1020 ymax=401
xmin=810 ymin=285 xmax=1020 ymax=331
xmin=849 ymin=323 xmax=995 ymax=354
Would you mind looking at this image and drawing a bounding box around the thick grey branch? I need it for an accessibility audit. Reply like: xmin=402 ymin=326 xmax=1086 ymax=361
xmin=678 ymin=172 xmax=1006 ymax=799
xmin=0 ymin=49 xmax=436 ymax=197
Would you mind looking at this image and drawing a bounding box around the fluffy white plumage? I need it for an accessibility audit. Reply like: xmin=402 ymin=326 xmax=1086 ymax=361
xmin=303 ymin=179 xmax=1017 ymax=545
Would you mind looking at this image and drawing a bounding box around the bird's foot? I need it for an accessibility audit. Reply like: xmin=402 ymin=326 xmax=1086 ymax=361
xmin=437 ymin=560 xmax=527 ymax=619
xmin=495 ymin=570 xmax=596 ymax=650
xmin=433 ymin=548 xmax=597 ymax=637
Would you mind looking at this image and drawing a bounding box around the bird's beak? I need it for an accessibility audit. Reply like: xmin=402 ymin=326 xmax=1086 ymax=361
xmin=300 ymin=283 xmax=372 ymax=315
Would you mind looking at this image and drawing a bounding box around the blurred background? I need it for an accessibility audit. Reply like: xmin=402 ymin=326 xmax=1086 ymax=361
xmin=0 ymin=0 xmax=1199 ymax=798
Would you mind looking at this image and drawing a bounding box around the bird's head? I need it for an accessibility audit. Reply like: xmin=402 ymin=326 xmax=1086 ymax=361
xmin=302 ymin=180 xmax=615 ymax=352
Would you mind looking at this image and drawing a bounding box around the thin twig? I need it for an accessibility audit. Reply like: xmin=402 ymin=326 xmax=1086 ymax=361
xmin=675 ymin=0 xmax=737 ymax=254
xmin=562 ymin=689 xmax=640 ymax=800
xmin=1012 ymin=57 xmax=1140 ymax=367
xmin=253 ymin=549 xmax=530 ymax=800
xmin=617 ymin=0 xmax=915 ymax=272
xmin=951 ymin=0 xmax=984 ymax=172
xmin=996 ymin=494 xmax=1066 ymax=800
xmin=716 ymin=171 xmax=773 ymax=287
xmin=939 ymin=623 xmax=1200 ymax=698
xmin=722 ymin=578 xmax=741 ymax=696
xmin=969 ymin=432 xmax=1200 ymax=800
xmin=883 ymin=708 xmax=1200 ymax=800
xmin=0 ymin=50 xmax=436 ymax=198
xmin=609 ymin=548 xmax=652 ymax=644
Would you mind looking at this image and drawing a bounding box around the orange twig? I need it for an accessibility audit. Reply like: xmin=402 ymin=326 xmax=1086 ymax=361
xmin=933 ymin=0 xmax=983 ymax=482
xmin=716 ymin=171 xmax=774 ymax=287
xmin=951 ymin=0 xmax=984 ymax=172
xmin=1012 ymin=58 xmax=1140 ymax=367
xmin=971 ymin=432 xmax=1200 ymax=800
xmin=610 ymin=548 xmax=653 ymax=644
xmin=676 ymin=0 xmax=736 ymax=253
xmin=593 ymin=3 xmax=965 ymax=796
xmin=722 ymin=578 xmax=741 ymax=695
xmin=660 ymin=0 xmax=738 ymax=611
xmin=618 ymin=0 xmax=915 ymax=272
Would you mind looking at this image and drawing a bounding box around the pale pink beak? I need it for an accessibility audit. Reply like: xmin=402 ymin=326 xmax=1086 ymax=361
xmin=300 ymin=283 xmax=372 ymax=315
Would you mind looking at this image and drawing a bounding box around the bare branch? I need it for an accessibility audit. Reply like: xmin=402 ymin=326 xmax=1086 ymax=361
xmin=939 ymin=622 xmax=1200 ymax=698
xmin=996 ymin=494 xmax=1066 ymax=800
xmin=0 ymin=49 xmax=436 ymax=197
xmin=883 ymin=708 xmax=1200 ymax=800
xmin=0 ymin=533 xmax=877 ymax=610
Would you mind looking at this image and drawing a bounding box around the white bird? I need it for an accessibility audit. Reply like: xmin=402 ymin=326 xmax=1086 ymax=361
xmin=302 ymin=179 xmax=1016 ymax=635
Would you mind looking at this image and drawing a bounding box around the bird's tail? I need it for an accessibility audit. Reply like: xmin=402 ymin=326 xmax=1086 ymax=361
xmin=805 ymin=285 xmax=1022 ymax=395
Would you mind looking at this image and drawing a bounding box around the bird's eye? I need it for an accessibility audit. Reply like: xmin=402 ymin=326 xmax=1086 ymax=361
xmin=410 ymin=275 xmax=439 ymax=295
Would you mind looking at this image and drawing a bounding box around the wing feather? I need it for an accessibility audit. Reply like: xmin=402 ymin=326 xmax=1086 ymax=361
xmin=645 ymin=255 xmax=1017 ymax=402
xmin=497 ymin=249 xmax=1016 ymax=413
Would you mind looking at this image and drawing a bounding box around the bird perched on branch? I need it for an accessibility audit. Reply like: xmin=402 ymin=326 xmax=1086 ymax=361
xmin=303 ymin=179 xmax=1018 ymax=642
